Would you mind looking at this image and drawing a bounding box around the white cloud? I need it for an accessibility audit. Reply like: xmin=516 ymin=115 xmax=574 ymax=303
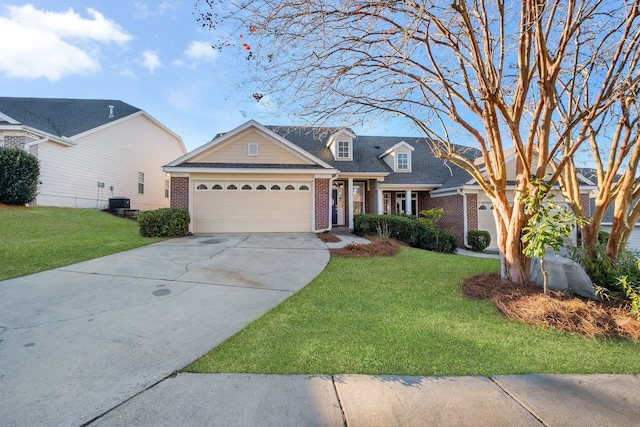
xmin=133 ymin=1 xmax=177 ymax=18
xmin=185 ymin=41 xmax=218 ymax=62
xmin=174 ymin=41 xmax=218 ymax=68
xmin=119 ymin=68 xmax=137 ymax=79
xmin=0 ymin=4 xmax=132 ymax=81
xmin=141 ymin=50 xmax=161 ymax=73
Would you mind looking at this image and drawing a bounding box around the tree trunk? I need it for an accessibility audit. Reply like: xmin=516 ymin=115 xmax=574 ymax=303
xmin=606 ymin=210 xmax=629 ymax=262
xmin=541 ymin=257 xmax=548 ymax=295
xmin=494 ymin=196 xmax=530 ymax=285
xmin=581 ymin=222 xmax=599 ymax=260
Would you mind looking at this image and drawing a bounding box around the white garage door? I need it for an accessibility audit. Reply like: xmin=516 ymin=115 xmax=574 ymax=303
xmin=477 ymin=203 xmax=498 ymax=249
xmin=192 ymin=180 xmax=313 ymax=233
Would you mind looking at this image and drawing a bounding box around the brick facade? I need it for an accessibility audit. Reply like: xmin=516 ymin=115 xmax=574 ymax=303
xmin=364 ymin=180 xmax=373 ymax=214
xmin=580 ymin=193 xmax=590 ymax=217
xmin=425 ymin=193 xmax=466 ymax=246
xmin=315 ymin=178 xmax=330 ymax=230
xmin=170 ymin=177 xmax=189 ymax=210
xmin=1 ymin=134 xmax=38 ymax=156
xmin=2 ymin=134 xmax=29 ymax=149
xmin=466 ymin=193 xmax=478 ymax=232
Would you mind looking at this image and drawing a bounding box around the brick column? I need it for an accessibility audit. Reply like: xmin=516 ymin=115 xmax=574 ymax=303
xmin=170 ymin=177 xmax=189 ymax=210
xmin=315 ymin=178 xmax=330 ymax=230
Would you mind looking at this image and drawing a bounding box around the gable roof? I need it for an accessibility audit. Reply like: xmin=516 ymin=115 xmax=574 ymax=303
xmin=266 ymin=125 xmax=478 ymax=186
xmin=0 ymin=97 xmax=141 ymax=138
xmin=166 ymin=120 xmax=335 ymax=171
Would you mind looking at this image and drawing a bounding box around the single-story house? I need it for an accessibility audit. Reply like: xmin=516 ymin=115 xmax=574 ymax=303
xmin=0 ymin=97 xmax=186 ymax=210
xmin=164 ymin=120 xmax=593 ymax=248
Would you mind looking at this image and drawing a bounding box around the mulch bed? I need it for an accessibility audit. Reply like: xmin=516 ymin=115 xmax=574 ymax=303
xmin=316 ymin=232 xmax=342 ymax=243
xmin=330 ymin=236 xmax=402 ymax=257
xmin=462 ymin=273 xmax=640 ymax=339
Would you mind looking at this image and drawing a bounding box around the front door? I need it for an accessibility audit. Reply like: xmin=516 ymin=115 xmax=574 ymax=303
xmin=332 ymin=182 xmax=345 ymax=226
xmin=396 ymin=193 xmax=418 ymax=215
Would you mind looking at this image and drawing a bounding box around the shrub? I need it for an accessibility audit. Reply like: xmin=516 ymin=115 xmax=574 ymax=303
xmin=467 ymin=230 xmax=491 ymax=252
xmin=138 ymin=208 xmax=190 ymax=237
xmin=598 ymin=230 xmax=611 ymax=245
xmin=354 ymin=214 xmax=415 ymax=241
xmin=566 ymin=244 xmax=640 ymax=292
xmin=418 ymin=208 xmax=444 ymax=227
xmin=413 ymin=224 xmax=459 ymax=253
xmin=354 ymin=214 xmax=457 ymax=254
xmin=0 ymin=147 xmax=40 ymax=205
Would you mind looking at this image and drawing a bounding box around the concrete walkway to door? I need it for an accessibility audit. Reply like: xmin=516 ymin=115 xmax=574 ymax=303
xmin=0 ymin=233 xmax=329 ymax=427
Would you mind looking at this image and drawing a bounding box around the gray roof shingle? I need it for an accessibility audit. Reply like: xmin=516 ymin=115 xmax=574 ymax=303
xmin=266 ymin=125 xmax=478 ymax=187
xmin=0 ymin=97 xmax=140 ymax=137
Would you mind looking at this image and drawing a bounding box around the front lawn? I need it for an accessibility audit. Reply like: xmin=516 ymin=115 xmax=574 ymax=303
xmin=0 ymin=206 xmax=162 ymax=281
xmin=187 ymin=247 xmax=640 ymax=376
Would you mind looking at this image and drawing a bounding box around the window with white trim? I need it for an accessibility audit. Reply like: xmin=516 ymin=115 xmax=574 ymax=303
xmin=383 ymin=193 xmax=391 ymax=214
xmin=165 ymin=180 xmax=170 ymax=198
xmin=397 ymin=152 xmax=409 ymax=171
xmin=138 ymin=172 xmax=144 ymax=194
xmin=248 ymin=143 xmax=259 ymax=156
xmin=337 ymin=140 xmax=351 ymax=159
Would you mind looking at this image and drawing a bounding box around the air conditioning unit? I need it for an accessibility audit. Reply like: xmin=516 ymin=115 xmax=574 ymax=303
xmin=109 ymin=198 xmax=130 ymax=210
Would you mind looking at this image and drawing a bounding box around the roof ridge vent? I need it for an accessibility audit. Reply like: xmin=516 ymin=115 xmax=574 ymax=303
xmin=108 ymin=105 xmax=114 ymax=119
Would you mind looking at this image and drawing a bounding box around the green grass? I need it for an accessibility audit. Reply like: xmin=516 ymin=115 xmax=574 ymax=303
xmin=0 ymin=206 xmax=162 ymax=281
xmin=187 ymin=247 xmax=640 ymax=376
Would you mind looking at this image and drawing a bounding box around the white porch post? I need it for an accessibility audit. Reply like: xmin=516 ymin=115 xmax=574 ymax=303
xmin=377 ymin=187 xmax=384 ymax=215
xmin=405 ymin=189 xmax=412 ymax=216
xmin=348 ymin=177 xmax=354 ymax=229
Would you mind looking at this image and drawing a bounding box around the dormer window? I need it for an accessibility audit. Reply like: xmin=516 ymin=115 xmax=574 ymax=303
xmin=337 ymin=140 xmax=351 ymax=159
xmin=327 ymin=129 xmax=356 ymax=161
xmin=378 ymin=141 xmax=414 ymax=172
xmin=397 ymin=152 xmax=409 ymax=171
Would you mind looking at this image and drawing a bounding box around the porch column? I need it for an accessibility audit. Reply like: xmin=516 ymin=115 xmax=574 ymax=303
xmin=405 ymin=189 xmax=412 ymax=216
xmin=348 ymin=177 xmax=354 ymax=229
xmin=377 ymin=187 xmax=384 ymax=215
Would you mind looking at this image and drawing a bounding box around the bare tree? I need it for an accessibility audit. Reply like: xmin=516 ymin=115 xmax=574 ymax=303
xmin=198 ymin=0 xmax=640 ymax=284
xmin=560 ymin=93 xmax=640 ymax=262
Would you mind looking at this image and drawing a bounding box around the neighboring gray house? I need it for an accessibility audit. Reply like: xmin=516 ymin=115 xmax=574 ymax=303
xmin=0 ymin=97 xmax=186 ymax=210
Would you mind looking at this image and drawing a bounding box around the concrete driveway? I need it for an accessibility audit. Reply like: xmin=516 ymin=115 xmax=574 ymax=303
xmin=0 ymin=233 xmax=329 ymax=427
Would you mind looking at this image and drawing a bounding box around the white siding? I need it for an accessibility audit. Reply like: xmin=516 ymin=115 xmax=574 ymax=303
xmin=37 ymin=114 xmax=185 ymax=210
xmin=382 ymin=152 xmax=395 ymax=170
xmin=601 ymin=225 xmax=640 ymax=253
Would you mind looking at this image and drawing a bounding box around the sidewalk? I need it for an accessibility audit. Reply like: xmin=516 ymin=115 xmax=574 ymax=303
xmin=323 ymin=227 xmax=371 ymax=249
xmin=91 ymin=373 xmax=640 ymax=426
xmin=91 ymin=232 xmax=640 ymax=427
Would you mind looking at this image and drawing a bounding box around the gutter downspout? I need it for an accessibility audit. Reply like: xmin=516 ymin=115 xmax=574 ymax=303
xmin=24 ymin=136 xmax=49 ymax=152
xmin=457 ymin=188 xmax=468 ymax=248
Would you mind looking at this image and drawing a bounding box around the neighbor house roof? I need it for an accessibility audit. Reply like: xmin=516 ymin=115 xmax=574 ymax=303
xmin=0 ymin=97 xmax=141 ymax=138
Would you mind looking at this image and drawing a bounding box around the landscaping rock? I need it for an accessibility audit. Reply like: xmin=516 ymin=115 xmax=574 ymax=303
xmin=530 ymin=256 xmax=598 ymax=300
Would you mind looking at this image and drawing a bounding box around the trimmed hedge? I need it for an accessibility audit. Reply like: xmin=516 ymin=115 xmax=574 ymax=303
xmin=0 ymin=147 xmax=40 ymax=205
xmin=354 ymin=214 xmax=458 ymax=254
xmin=467 ymin=230 xmax=491 ymax=252
xmin=139 ymin=208 xmax=190 ymax=237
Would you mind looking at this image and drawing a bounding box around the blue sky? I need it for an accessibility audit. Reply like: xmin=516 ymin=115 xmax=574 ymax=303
xmin=0 ymin=1 xmax=359 ymax=151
